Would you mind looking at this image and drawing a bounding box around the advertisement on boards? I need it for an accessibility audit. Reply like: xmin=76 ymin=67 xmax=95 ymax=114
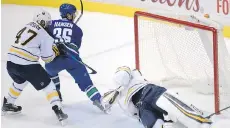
xmin=88 ymin=0 xmax=230 ymax=25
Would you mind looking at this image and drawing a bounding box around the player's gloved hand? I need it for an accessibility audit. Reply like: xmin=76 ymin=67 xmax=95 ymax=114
xmin=52 ymin=44 xmax=60 ymax=56
xmin=55 ymin=42 xmax=67 ymax=55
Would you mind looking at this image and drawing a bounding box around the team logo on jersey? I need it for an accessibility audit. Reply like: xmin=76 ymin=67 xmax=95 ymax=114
xmin=40 ymin=82 xmax=44 ymax=86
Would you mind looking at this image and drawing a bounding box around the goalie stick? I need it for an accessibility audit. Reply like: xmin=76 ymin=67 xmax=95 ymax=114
xmin=190 ymin=104 xmax=230 ymax=119
xmin=206 ymin=106 xmax=230 ymax=119
xmin=75 ymin=0 xmax=83 ymax=24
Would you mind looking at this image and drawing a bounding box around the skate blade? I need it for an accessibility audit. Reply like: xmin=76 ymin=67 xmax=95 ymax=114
xmin=104 ymin=109 xmax=111 ymax=114
xmin=2 ymin=110 xmax=21 ymax=116
xmin=59 ymin=119 xmax=67 ymax=126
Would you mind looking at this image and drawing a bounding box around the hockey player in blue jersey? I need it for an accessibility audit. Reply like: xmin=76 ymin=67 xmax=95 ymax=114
xmin=45 ymin=3 xmax=105 ymax=112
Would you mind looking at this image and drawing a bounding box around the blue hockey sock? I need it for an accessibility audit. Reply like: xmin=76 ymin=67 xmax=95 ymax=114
xmin=85 ymin=85 xmax=101 ymax=101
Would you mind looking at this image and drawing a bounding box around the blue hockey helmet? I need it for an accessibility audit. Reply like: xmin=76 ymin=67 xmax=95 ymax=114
xmin=59 ymin=3 xmax=77 ymax=18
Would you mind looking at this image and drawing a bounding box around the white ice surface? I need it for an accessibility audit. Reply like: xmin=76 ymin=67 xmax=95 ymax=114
xmin=1 ymin=4 xmax=230 ymax=128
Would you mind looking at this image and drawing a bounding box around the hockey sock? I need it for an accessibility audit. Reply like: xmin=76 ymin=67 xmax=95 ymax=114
xmin=6 ymin=81 xmax=28 ymax=104
xmin=85 ymin=85 xmax=102 ymax=101
xmin=42 ymin=81 xmax=61 ymax=107
xmin=50 ymin=75 xmax=60 ymax=91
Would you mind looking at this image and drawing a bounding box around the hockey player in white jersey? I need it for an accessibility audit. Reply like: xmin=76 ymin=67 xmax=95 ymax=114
xmin=102 ymin=66 xmax=227 ymax=128
xmin=2 ymin=9 xmax=67 ymax=124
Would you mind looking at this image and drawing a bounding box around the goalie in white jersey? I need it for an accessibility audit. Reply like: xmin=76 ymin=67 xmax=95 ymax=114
xmin=2 ymin=9 xmax=67 ymax=124
xmin=102 ymin=66 xmax=227 ymax=128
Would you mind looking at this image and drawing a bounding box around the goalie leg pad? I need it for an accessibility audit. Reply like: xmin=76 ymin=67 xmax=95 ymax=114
xmin=156 ymin=91 xmax=212 ymax=128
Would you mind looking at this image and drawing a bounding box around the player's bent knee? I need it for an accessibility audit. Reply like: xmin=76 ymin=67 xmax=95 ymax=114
xmin=13 ymin=81 xmax=28 ymax=91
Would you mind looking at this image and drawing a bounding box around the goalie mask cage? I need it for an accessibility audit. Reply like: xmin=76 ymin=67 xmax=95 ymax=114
xmin=134 ymin=11 xmax=230 ymax=114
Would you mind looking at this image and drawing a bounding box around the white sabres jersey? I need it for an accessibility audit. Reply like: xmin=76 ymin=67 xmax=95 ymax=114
xmin=8 ymin=22 xmax=55 ymax=65
xmin=117 ymin=70 xmax=150 ymax=119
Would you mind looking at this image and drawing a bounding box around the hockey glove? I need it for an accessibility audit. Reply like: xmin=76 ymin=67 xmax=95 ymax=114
xmin=55 ymin=42 xmax=67 ymax=55
xmin=52 ymin=44 xmax=60 ymax=56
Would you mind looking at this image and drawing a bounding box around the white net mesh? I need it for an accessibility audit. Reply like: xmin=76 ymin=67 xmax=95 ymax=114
xmin=135 ymin=11 xmax=230 ymax=115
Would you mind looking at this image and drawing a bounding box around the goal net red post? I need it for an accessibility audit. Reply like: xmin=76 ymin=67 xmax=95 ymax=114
xmin=134 ymin=11 xmax=230 ymax=114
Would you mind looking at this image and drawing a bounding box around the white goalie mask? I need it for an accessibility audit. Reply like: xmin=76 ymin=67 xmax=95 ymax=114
xmin=33 ymin=9 xmax=51 ymax=28
xmin=113 ymin=66 xmax=132 ymax=87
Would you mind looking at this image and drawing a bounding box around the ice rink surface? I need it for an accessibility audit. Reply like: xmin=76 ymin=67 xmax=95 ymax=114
xmin=1 ymin=4 xmax=230 ymax=128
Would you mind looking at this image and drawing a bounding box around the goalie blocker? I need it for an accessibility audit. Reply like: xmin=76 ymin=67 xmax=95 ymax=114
xmin=101 ymin=66 xmax=227 ymax=128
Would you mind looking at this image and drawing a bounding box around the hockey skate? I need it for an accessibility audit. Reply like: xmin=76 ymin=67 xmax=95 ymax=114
xmin=163 ymin=120 xmax=174 ymax=128
xmin=52 ymin=105 xmax=68 ymax=126
xmin=93 ymin=100 xmax=104 ymax=111
xmin=1 ymin=97 xmax=22 ymax=116
xmin=93 ymin=99 xmax=110 ymax=114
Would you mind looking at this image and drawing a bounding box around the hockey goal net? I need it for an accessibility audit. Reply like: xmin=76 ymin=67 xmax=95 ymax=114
xmin=134 ymin=11 xmax=230 ymax=115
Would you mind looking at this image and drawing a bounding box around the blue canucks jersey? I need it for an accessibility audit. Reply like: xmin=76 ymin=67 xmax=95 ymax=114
xmin=48 ymin=19 xmax=83 ymax=49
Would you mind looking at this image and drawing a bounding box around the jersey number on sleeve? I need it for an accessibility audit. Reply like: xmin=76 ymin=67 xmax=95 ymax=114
xmin=15 ymin=27 xmax=37 ymax=46
xmin=53 ymin=28 xmax=72 ymax=43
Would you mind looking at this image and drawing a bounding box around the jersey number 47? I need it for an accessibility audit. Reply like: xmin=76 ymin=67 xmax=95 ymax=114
xmin=15 ymin=27 xmax=37 ymax=46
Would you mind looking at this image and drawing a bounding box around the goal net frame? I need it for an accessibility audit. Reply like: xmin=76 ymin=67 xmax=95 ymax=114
xmin=134 ymin=11 xmax=220 ymax=113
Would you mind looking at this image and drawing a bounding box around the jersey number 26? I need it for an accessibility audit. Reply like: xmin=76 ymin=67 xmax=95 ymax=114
xmin=53 ymin=28 xmax=72 ymax=43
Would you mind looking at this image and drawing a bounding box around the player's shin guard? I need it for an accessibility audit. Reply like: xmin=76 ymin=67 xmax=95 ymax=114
xmin=6 ymin=81 xmax=28 ymax=104
xmin=85 ymin=85 xmax=101 ymax=101
xmin=42 ymin=81 xmax=61 ymax=107
xmin=43 ymin=81 xmax=68 ymax=124
xmin=51 ymin=75 xmax=60 ymax=90
xmin=156 ymin=91 xmax=212 ymax=128
xmin=85 ymin=85 xmax=107 ymax=112
xmin=50 ymin=75 xmax=62 ymax=101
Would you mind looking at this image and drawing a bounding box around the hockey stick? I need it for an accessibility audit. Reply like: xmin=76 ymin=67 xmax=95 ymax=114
xmin=58 ymin=41 xmax=97 ymax=74
xmin=75 ymin=0 xmax=83 ymax=24
xmin=69 ymin=53 xmax=97 ymax=74
xmin=69 ymin=55 xmax=97 ymax=74
xmin=206 ymin=106 xmax=230 ymax=119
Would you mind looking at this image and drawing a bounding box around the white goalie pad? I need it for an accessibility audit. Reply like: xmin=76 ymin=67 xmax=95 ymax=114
xmin=156 ymin=91 xmax=212 ymax=128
